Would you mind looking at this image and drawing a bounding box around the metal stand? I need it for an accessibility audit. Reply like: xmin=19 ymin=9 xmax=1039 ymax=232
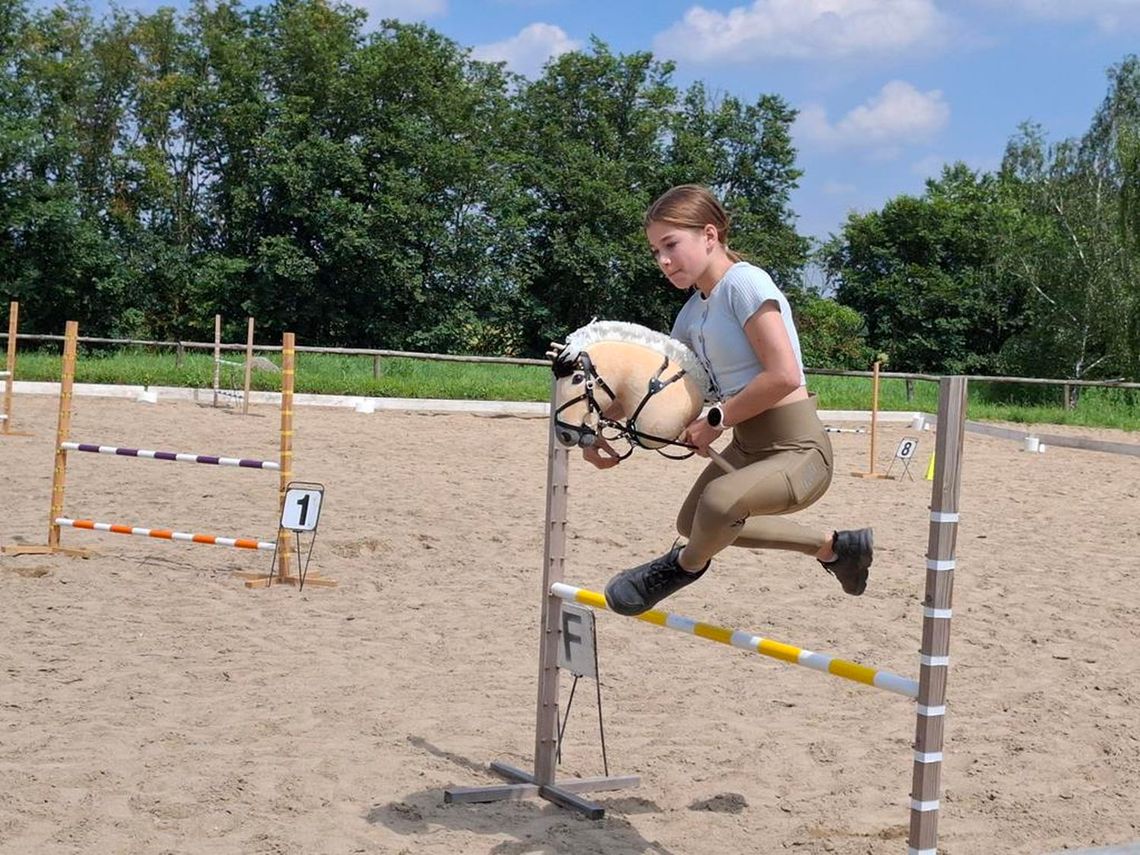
xmin=556 ymin=603 xmax=610 ymax=777
xmin=240 ymin=479 xmax=337 ymax=590
xmin=444 ymin=378 xmax=639 ymax=817
xmin=886 ymin=436 xmax=920 ymax=481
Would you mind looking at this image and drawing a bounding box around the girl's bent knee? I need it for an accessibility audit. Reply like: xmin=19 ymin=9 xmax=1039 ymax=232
xmin=698 ymin=481 xmax=745 ymax=525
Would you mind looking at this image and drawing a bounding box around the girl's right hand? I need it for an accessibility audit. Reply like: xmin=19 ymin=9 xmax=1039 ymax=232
xmin=583 ymin=437 xmax=622 ymax=469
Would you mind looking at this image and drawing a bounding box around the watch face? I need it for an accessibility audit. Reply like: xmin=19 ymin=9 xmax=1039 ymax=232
xmin=708 ymin=405 xmax=722 ymax=427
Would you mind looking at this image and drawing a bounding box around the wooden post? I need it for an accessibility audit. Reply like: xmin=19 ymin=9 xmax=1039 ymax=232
xmin=443 ymin=377 xmax=639 ymax=813
xmin=2 ymin=321 xmax=89 ymax=556
xmin=868 ymin=361 xmax=879 ymax=471
xmin=3 ymin=323 xmax=87 ymax=554
xmin=853 ymin=361 xmax=893 ymax=479
xmin=175 ymin=342 xmax=185 ymax=369
xmin=532 ymin=398 xmax=570 ymax=787
xmin=240 ymin=331 xmax=336 ymax=589
xmin=242 ymin=317 xmax=254 ymax=416
xmin=908 ymin=375 xmax=968 ymax=855
xmin=47 ymin=322 xmax=79 ymax=548
xmin=372 ymin=354 xmax=381 ymax=379
xmin=1062 ymin=383 xmax=1072 ymax=410
xmin=212 ymin=314 xmax=222 ymax=408
xmin=277 ymin=331 xmax=294 ymax=581
xmin=2 ymin=301 xmax=16 ymax=434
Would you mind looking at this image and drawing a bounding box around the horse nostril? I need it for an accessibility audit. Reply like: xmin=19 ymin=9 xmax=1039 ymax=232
xmin=557 ymin=431 xmax=573 ymax=446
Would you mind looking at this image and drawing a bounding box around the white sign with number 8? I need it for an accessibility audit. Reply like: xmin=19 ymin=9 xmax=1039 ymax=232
xmin=895 ymin=437 xmax=919 ymax=460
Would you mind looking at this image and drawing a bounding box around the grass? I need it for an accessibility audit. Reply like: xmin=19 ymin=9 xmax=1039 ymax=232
xmin=11 ymin=345 xmax=1140 ymax=432
xmin=806 ymin=375 xmax=1140 ymax=431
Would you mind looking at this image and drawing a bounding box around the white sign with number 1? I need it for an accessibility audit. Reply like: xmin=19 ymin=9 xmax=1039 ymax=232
xmin=281 ymin=487 xmax=323 ymax=532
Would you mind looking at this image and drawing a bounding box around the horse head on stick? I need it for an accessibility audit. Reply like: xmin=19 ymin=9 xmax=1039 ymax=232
xmin=547 ymin=320 xmax=712 ymax=461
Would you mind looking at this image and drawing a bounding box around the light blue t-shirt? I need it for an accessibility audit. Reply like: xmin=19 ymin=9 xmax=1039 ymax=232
xmin=670 ymin=262 xmax=806 ymax=400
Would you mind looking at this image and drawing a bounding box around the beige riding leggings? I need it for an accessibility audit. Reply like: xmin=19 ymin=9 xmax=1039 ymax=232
xmin=677 ymin=396 xmax=834 ymax=566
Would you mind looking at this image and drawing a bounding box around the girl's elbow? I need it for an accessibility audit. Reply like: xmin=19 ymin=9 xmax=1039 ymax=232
xmin=778 ymin=367 xmax=801 ymax=394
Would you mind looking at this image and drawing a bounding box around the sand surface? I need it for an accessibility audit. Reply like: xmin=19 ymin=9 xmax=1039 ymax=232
xmin=2 ymin=393 xmax=1139 ymax=854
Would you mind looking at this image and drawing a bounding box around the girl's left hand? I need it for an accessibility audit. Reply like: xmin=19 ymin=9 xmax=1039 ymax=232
xmin=683 ymin=417 xmax=723 ymax=456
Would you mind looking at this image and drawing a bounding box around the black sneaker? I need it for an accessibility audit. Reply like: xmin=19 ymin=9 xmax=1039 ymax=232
xmin=820 ymin=528 xmax=873 ymax=596
xmin=604 ymin=545 xmax=708 ymax=616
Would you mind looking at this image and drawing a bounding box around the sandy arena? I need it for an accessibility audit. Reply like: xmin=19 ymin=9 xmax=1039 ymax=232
xmin=2 ymin=391 xmax=1138 ymax=854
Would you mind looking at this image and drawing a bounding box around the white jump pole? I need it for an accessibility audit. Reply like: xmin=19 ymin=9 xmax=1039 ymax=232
xmin=908 ymin=375 xmax=967 ymax=855
xmin=2 ymin=301 xmax=17 ymax=435
xmin=243 ymin=316 xmax=254 ymax=416
xmin=213 ymin=313 xmax=222 ymax=408
xmin=450 ymin=375 xmax=970 ymax=852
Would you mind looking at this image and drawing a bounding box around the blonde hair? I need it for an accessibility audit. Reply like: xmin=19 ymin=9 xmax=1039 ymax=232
xmin=644 ymin=184 xmax=743 ymax=263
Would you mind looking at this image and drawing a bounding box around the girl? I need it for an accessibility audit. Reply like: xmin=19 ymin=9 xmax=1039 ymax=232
xmin=594 ymin=185 xmax=873 ymax=616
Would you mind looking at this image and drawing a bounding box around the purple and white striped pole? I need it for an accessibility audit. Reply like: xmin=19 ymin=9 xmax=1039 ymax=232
xmin=61 ymin=442 xmax=279 ymax=470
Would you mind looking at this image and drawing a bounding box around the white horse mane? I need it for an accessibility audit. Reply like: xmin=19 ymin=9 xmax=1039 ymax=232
xmin=562 ymin=320 xmax=712 ymax=398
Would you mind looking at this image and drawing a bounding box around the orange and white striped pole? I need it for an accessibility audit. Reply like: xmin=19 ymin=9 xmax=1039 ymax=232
xmin=55 ymin=518 xmax=276 ymax=551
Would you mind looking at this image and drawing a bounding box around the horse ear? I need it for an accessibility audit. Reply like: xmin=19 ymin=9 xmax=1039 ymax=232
xmin=550 ymin=344 xmax=576 ymax=378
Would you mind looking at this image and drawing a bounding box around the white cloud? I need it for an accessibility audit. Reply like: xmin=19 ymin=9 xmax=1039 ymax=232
xmin=976 ymin=0 xmax=1140 ymax=33
xmin=471 ymin=23 xmax=580 ymax=77
xmin=796 ymin=80 xmax=950 ymax=157
xmin=652 ymin=0 xmax=952 ymax=64
xmin=361 ymin=0 xmax=447 ymax=19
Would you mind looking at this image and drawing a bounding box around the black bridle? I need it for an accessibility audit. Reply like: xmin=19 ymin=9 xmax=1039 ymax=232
xmin=551 ymin=348 xmax=699 ymax=460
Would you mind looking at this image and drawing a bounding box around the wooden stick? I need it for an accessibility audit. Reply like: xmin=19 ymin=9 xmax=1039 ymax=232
xmin=868 ymin=361 xmax=880 ymax=473
xmin=852 ymin=361 xmax=893 ymax=479
xmin=707 ymin=446 xmax=735 ymax=473
xmin=212 ymin=314 xmax=221 ymax=408
xmin=242 ymin=317 xmax=254 ymax=416
xmin=2 ymin=301 xmax=16 ymax=434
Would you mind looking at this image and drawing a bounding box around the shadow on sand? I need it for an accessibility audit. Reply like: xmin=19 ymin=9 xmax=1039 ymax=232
xmin=365 ymin=736 xmax=677 ymax=855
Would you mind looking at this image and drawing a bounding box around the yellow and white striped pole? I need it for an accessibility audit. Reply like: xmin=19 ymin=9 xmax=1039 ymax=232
xmin=550 ymin=583 xmax=919 ymax=699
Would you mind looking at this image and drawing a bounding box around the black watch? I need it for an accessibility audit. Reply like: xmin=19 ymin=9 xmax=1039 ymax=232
xmin=707 ymin=403 xmax=725 ymax=429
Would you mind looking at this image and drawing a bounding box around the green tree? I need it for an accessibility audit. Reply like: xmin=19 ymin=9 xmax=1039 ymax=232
xmin=192 ymin=4 xmax=523 ymax=349
xmin=822 ymin=163 xmax=1027 ymax=374
xmin=2 ymin=5 xmax=810 ymax=357
xmin=997 ymin=115 xmax=1137 ymax=381
xmin=793 ymin=295 xmax=871 ymax=370
xmin=1 ymin=2 xmax=132 ymax=332
xmin=666 ymin=84 xmax=809 ymax=286
xmin=508 ymin=39 xmax=677 ymax=350
xmin=510 ymin=41 xmax=809 ymax=351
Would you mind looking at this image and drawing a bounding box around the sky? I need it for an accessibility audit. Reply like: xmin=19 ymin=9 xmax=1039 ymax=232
xmin=88 ymin=0 xmax=1140 ymax=247
xmin=364 ymin=0 xmax=1140 ymax=249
